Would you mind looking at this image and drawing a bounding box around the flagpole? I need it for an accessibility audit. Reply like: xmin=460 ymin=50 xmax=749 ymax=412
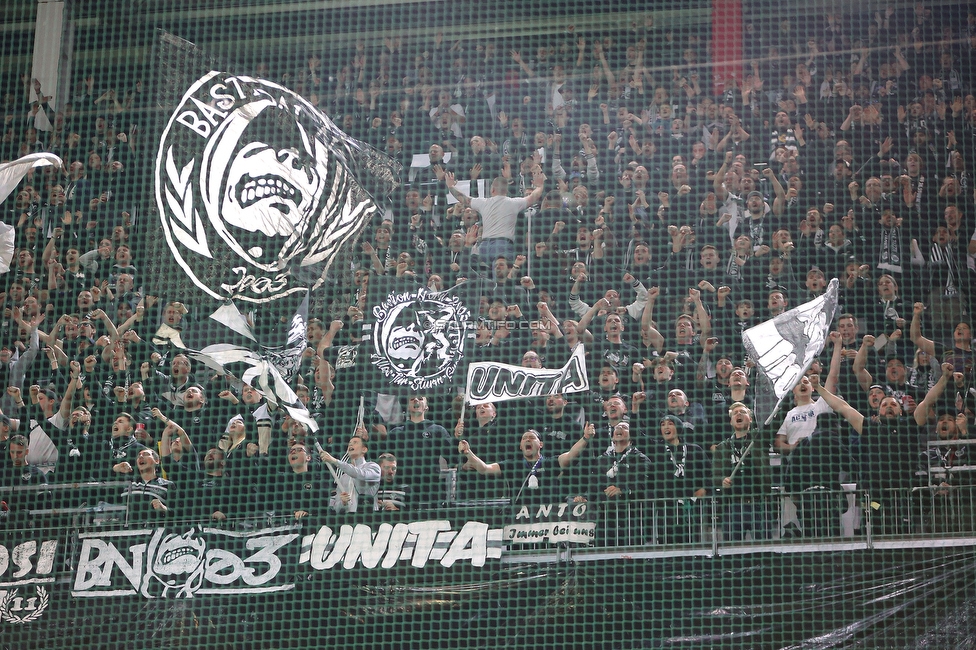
xmin=458 ymin=386 xmax=468 ymax=427
xmin=456 ymin=387 xmax=471 ymax=476
xmin=728 ymin=440 xmax=755 ymax=479
xmin=327 ymin=452 xmax=351 ymax=484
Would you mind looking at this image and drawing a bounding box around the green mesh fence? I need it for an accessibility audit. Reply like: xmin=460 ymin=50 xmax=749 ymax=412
xmin=2 ymin=1 xmax=976 ymax=648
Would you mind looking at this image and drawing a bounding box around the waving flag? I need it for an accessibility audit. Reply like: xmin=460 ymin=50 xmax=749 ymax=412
xmin=143 ymin=32 xmax=399 ymax=419
xmin=0 ymin=153 xmax=62 ymax=204
xmin=742 ymin=279 xmax=839 ymax=425
xmin=0 ymin=153 xmax=62 ymax=272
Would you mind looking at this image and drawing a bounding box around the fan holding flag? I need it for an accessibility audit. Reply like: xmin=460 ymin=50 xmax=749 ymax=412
xmin=709 ymin=279 xmax=839 ymax=541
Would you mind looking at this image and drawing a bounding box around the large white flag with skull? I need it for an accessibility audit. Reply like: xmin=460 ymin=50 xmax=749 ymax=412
xmin=149 ymin=33 xmax=399 ymax=417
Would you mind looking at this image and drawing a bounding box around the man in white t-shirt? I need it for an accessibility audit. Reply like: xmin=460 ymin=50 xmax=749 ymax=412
xmin=445 ymin=172 xmax=542 ymax=266
xmin=774 ymin=375 xmax=834 ymax=455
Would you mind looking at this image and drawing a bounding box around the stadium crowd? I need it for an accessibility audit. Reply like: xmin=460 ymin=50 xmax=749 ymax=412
xmin=1 ymin=3 xmax=976 ymax=541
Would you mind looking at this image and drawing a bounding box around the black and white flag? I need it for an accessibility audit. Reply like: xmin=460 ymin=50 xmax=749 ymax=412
xmin=151 ymin=66 xmax=398 ymax=306
xmin=465 ymin=344 xmax=589 ymax=406
xmin=362 ymin=278 xmax=478 ymax=393
xmin=0 ymin=153 xmax=61 ymax=272
xmin=143 ymin=32 xmax=399 ymax=416
xmin=742 ymin=279 xmax=839 ymax=425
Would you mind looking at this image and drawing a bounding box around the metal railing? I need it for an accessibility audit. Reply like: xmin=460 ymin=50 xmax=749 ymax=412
xmin=925 ymin=439 xmax=976 ymax=487
xmin=5 ymin=481 xmax=976 ymax=553
xmin=594 ymin=493 xmax=827 ymax=548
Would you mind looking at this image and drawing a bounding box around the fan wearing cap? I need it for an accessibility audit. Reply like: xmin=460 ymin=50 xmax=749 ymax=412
xmin=803 ymin=267 xmax=830 ymax=303
xmin=458 ymin=423 xmax=595 ymax=505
